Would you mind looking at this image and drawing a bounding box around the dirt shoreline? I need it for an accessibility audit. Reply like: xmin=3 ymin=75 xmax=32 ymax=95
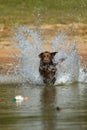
xmin=0 ymin=23 xmax=87 ymax=66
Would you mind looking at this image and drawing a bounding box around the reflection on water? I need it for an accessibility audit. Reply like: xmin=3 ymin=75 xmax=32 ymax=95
xmin=0 ymin=83 xmax=87 ymax=130
xmin=41 ymin=87 xmax=57 ymax=130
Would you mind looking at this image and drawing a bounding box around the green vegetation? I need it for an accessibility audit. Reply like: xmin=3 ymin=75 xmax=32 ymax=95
xmin=0 ymin=0 xmax=87 ymax=26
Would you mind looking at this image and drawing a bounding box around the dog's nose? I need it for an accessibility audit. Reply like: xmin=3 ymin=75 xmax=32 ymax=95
xmin=44 ymin=59 xmax=50 ymax=63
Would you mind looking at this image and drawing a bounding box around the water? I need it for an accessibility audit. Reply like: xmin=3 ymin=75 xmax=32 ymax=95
xmin=0 ymin=26 xmax=87 ymax=130
xmin=0 ymin=83 xmax=87 ymax=130
xmin=2 ymin=26 xmax=86 ymax=85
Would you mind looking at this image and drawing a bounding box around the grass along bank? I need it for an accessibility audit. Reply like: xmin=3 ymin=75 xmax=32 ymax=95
xmin=0 ymin=0 xmax=87 ymax=40
xmin=0 ymin=0 xmax=87 ymax=27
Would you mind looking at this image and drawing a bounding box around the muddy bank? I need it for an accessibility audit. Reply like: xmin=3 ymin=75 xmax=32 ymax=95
xmin=0 ymin=23 xmax=87 ymax=67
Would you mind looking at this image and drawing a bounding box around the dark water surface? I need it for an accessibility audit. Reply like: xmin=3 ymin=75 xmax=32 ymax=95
xmin=0 ymin=83 xmax=87 ymax=130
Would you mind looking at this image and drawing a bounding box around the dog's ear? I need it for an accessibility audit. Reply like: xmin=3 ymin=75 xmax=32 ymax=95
xmin=51 ymin=52 xmax=57 ymax=58
xmin=38 ymin=53 xmax=43 ymax=58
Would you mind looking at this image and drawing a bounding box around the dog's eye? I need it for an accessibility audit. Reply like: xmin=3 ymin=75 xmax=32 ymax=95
xmin=43 ymin=55 xmax=45 ymax=58
xmin=42 ymin=53 xmax=51 ymax=58
xmin=47 ymin=54 xmax=51 ymax=58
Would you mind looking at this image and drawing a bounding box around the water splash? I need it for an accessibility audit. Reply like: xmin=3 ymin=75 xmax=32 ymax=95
xmin=51 ymin=34 xmax=80 ymax=84
xmin=13 ymin=26 xmax=43 ymax=84
xmin=79 ymin=66 xmax=87 ymax=83
xmin=0 ymin=26 xmax=87 ymax=85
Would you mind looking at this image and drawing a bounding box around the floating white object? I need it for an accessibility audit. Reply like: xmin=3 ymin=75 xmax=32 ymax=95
xmin=12 ymin=95 xmax=29 ymax=102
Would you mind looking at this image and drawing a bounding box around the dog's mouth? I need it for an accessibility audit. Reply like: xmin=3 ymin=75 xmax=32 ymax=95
xmin=44 ymin=60 xmax=50 ymax=63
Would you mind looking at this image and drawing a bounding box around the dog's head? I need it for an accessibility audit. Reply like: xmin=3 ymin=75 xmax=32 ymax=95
xmin=39 ymin=51 xmax=57 ymax=64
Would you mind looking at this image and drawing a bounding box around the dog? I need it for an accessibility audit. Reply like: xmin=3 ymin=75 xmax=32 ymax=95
xmin=39 ymin=51 xmax=57 ymax=85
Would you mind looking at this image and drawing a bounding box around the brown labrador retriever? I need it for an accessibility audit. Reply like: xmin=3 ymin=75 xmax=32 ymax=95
xmin=39 ymin=51 xmax=57 ymax=85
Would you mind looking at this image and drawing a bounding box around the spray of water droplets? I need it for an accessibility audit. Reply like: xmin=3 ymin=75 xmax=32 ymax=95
xmin=0 ymin=26 xmax=87 ymax=85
